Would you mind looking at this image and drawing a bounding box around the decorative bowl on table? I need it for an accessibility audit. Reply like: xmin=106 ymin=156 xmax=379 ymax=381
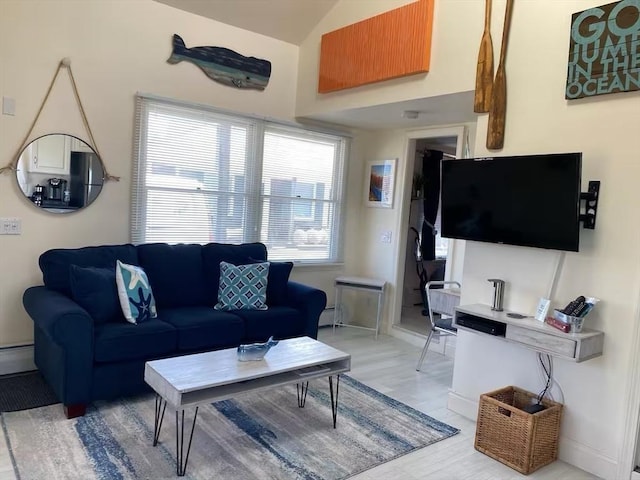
xmin=237 ymin=336 xmax=279 ymax=361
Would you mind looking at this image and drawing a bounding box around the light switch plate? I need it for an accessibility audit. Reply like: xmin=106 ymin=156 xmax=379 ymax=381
xmin=380 ymin=230 xmax=392 ymax=244
xmin=2 ymin=97 xmax=15 ymax=116
xmin=0 ymin=218 xmax=21 ymax=235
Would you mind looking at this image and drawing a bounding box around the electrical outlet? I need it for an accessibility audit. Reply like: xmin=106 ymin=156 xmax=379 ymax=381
xmin=380 ymin=230 xmax=392 ymax=244
xmin=0 ymin=217 xmax=21 ymax=235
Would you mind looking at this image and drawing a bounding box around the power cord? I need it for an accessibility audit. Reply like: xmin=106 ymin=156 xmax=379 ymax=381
xmin=537 ymin=353 xmax=552 ymax=404
xmin=534 ymin=353 xmax=565 ymax=405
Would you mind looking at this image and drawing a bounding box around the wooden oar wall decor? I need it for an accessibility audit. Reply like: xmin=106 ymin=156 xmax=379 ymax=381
xmin=487 ymin=0 xmax=514 ymax=150
xmin=474 ymin=0 xmax=494 ymax=113
xmin=474 ymin=0 xmax=515 ymax=150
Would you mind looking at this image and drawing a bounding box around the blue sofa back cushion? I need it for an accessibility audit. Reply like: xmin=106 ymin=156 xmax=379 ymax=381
xmin=69 ymin=266 xmax=121 ymax=324
xmin=202 ymin=243 xmax=268 ymax=306
xmin=40 ymin=244 xmax=139 ymax=296
xmin=137 ymin=243 xmax=208 ymax=308
xmin=247 ymin=258 xmax=293 ymax=306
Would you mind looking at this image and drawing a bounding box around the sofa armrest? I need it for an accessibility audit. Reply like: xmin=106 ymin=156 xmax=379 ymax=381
xmin=23 ymin=286 xmax=94 ymax=406
xmin=23 ymin=286 xmax=95 ymax=347
xmin=283 ymin=281 xmax=327 ymax=339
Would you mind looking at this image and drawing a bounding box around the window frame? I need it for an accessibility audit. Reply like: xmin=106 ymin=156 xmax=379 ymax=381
xmin=131 ymin=94 xmax=349 ymax=265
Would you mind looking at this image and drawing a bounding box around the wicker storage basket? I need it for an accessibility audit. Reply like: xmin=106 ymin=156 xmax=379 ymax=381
xmin=474 ymin=386 xmax=563 ymax=475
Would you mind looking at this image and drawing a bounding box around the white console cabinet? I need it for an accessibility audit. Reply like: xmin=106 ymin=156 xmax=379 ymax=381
xmin=454 ymin=304 xmax=603 ymax=362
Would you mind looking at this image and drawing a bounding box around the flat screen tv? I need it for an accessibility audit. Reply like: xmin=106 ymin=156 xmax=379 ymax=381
xmin=440 ymin=152 xmax=582 ymax=252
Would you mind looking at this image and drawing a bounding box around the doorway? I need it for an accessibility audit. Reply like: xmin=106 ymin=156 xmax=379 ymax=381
xmin=390 ymin=126 xmax=468 ymax=356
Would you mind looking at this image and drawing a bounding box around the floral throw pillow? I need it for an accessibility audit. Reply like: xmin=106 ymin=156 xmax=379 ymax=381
xmin=214 ymin=261 xmax=269 ymax=311
xmin=115 ymin=260 xmax=158 ymax=324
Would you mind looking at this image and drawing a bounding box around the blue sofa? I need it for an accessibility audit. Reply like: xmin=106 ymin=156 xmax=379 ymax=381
xmin=23 ymin=242 xmax=327 ymax=418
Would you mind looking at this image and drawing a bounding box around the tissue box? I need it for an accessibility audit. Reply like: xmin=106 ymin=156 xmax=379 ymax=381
xmin=553 ymin=310 xmax=584 ymax=333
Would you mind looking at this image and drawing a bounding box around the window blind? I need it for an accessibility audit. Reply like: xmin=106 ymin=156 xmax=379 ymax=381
xmin=131 ymin=95 xmax=348 ymax=263
xmin=260 ymin=125 xmax=346 ymax=261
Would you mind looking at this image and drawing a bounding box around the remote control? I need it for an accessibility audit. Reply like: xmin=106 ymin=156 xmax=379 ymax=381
xmin=562 ymin=296 xmax=585 ymax=315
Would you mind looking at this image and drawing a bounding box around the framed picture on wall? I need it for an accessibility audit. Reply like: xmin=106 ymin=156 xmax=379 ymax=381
xmin=365 ymin=158 xmax=397 ymax=208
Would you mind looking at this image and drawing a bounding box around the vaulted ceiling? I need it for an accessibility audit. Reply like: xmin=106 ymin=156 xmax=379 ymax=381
xmin=155 ymin=0 xmax=476 ymax=132
xmin=154 ymin=0 xmax=339 ymax=45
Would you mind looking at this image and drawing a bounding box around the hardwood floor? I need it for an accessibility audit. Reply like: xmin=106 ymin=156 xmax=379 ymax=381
xmin=0 ymin=328 xmax=600 ymax=479
xmin=0 ymin=421 xmax=13 ymax=480
xmin=320 ymin=326 xmax=600 ymax=480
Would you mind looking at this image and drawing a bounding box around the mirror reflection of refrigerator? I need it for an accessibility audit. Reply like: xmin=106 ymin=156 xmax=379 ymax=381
xmin=69 ymin=152 xmax=103 ymax=208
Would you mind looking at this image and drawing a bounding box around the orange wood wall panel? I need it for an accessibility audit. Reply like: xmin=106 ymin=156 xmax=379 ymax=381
xmin=318 ymin=0 xmax=434 ymax=93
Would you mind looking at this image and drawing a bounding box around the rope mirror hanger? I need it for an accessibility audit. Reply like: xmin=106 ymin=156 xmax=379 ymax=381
xmin=0 ymin=58 xmax=120 ymax=182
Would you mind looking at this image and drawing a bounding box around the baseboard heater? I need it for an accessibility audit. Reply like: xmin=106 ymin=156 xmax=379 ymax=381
xmin=0 ymin=344 xmax=36 ymax=375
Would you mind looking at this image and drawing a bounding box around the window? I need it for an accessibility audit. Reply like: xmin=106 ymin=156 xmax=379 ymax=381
xmin=132 ymin=95 xmax=348 ymax=263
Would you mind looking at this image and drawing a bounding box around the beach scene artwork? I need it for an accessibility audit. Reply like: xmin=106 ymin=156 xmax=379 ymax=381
xmin=366 ymin=159 xmax=396 ymax=208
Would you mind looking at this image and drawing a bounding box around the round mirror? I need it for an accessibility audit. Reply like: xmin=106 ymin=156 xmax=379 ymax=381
xmin=15 ymin=134 xmax=105 ymax=213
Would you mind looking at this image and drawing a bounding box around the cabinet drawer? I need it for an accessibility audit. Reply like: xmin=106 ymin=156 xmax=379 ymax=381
xmin=506 ymin=325 xmax=576 ymax=358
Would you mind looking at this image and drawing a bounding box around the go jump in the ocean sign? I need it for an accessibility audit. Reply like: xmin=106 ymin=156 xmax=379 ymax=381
xmin=566 ymin=0 xmax=640 ymax=99
xmin=167 ymin=34 xmax=272 ymax=90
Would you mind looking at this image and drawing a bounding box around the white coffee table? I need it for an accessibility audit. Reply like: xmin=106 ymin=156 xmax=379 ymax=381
xmin=144 ymin=336 xmax=351 ymax=476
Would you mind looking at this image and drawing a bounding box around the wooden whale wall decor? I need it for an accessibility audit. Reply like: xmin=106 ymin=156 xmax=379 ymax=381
xmin=167 ymin=34 xmax=272 ymax=90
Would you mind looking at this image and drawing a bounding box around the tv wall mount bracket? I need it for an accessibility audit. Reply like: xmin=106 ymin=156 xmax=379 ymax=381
xmin=579 ymin=180 xmax=600 ymax=229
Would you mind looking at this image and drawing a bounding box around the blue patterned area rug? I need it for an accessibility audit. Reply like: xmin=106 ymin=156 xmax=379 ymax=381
xmin=1 ymin=376 xmax=459 ymax=479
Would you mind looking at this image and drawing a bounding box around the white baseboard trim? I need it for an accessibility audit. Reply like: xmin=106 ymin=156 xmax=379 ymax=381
xmin=0 ymin=344 xmax=35 ymax=375
xmin=447 ymin=390 xmax=479 ymax=420
xmin=390 ymin=325 xmax=456 ymax=359
xmin=559 ymin=436 xmax=617 ymax=480
xmin=448 ymin=390 xmax=618 ymax=479
xmin=390 ymin=326 xmax=425 ymax=348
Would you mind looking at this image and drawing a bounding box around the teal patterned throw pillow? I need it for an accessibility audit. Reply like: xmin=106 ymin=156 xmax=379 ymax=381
xmin=115 ymin=260 xmax=158 ymax=324
xmin=214 ymin=261 xmax=269 ymax=311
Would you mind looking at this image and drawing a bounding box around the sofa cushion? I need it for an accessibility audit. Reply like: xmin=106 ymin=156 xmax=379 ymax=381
xmin=233 ymin=306 xmax=306 ymax=343
xmin=214 ymin=261 xmax=269 ymax=311
xmin=227 ymin=258 xmax=293 ymax=307
xmin=94 ymin=319 xmax=176 ymax=363
xmin=160 ymin=307 xmax=245 ymax=351
xmin=202 ymin=243 xmax=268 ymax=306
xmin=262 ymin=261 xmax=293 ymax=306
xmin=69 ymin=266 xmax=121 ymax=324
xmin=116 ymin=260 xmax=158 ymax=324
xmin=39 ymin=244 xmax=138 ymax=296
xmin=137 ymin=243 xmax=207 ymax=308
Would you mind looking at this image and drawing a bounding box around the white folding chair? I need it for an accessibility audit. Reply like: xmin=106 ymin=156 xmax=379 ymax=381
xmin=416 ymin=280 xmax=461 ymax=371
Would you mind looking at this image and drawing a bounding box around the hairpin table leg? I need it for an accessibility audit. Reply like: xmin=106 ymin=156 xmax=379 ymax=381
xmin=329 ymin=375 xmax=340 ymax=428
xmin=175 ymin=407 xmax=199 ymax=476
xmin=297 ymin=382 xmax=309 ymax=408
xmin=153 ymin=394 xmax=167 ymax=446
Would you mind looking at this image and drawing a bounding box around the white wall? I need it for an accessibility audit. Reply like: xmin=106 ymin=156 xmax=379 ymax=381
xmin=298 ymin=0 xmax=640 ymax=477
xmin=296 ymin=0 xmax=483 ymax=117
xmin=2 ymin=0 xmax=640 ymax=476
xmin=295 ymin=0 xmax=485 ymax=329
xmin=0 ymin=0 xmax=326 ymax=347
xmin=449 ymin=2 xmax=640 ymax=479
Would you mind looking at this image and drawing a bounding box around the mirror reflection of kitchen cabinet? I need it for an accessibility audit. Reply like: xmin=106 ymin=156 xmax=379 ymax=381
xmin=70 ymin=137 xmax=94 ymax=153
xmin=16 ymin=134 xmax=106 ymax=214
xmin=28 ymin=134 xmax=70 ymax=175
